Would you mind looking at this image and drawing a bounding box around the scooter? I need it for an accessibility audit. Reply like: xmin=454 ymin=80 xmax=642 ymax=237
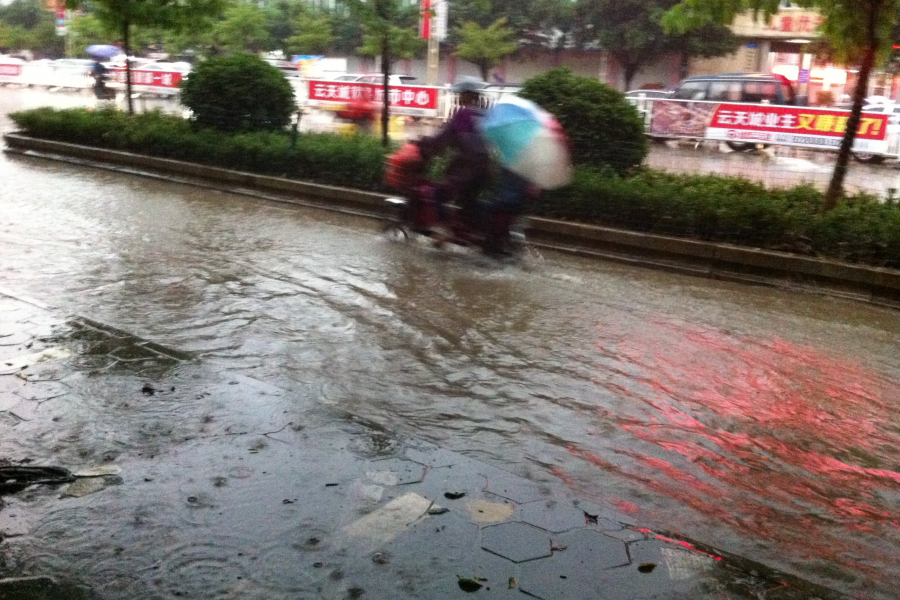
xmin=383 ymin=182 xmax=527 ymax=256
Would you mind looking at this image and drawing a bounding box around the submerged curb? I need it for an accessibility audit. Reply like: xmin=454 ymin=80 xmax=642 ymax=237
xmin=4 ymin=132 xmax=899 ymax=309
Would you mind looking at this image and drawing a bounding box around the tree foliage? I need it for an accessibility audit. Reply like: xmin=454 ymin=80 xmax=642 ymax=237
xmin=68 ymin=15 xmax=115 ymax=51
xmin=286 ymin=10 xmax=335 ymax=55
xmin=447 ymin=0 xmax=571 ymax=50
xmin=454 ymin=17 xmax=518 ymax=80
xmin=212 ymin=2 xmax=270 ymax=54
xmin=179 ymin=53 xmax=296 ymax=132
xmin=519 ymin=68 xmax=648 ymax=174
xmin=0 ymin=0 xmax=64 ymax=56
xmin=664 ymin=0 xmax=900 ymax=207
xmin=343 ymin=0 xmax=424 ymax=146
xmin=575 ymin=0 xmax=739 ymax=90
xmin=65 ymin=0 xmax=227 ymax=112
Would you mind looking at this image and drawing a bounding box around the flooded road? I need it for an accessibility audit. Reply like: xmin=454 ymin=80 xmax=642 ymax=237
xmin=2 ymin=88 xmax=900 ymax=599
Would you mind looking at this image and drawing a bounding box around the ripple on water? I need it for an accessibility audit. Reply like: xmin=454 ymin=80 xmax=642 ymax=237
xmin=151 ymin=539 xmax=252 ymax=600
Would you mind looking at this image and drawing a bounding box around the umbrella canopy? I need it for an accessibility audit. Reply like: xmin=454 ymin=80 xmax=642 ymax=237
xmin=480 ymin=96 xmax=572 ymax=190
xmin=85 ymin=44 xmax=121 ymax=58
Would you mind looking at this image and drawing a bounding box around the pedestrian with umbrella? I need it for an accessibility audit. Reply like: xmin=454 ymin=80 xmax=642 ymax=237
xmin=86 ymin=44 xmax=120 ymax=101
xmin=478 ymin=95 xmax=573 ymax=254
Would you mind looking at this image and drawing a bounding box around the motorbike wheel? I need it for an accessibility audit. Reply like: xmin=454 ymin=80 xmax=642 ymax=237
xmin=382 ymin=221 xmax=409 ymax=242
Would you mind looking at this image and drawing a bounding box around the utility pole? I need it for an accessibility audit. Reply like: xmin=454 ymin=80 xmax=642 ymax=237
xmin=426 ymin=0 xmax=439 ymax=85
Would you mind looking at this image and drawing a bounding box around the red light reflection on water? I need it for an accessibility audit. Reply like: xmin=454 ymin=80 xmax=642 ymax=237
xmin=564 ymin=317 xmax=900 ymax=586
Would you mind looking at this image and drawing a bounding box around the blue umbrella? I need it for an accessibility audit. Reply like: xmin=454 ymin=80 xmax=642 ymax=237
xmin=85 ymin=44 xmax=121 ymax=58
xmin=480 ymin=96 xmax=572 ymax=190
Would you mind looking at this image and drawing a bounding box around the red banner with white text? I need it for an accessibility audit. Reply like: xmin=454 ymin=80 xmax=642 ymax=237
xmin=307 ymin=80 xmax=440 ymax=117
xmin=0 ymin=62 xmax=24 ymax=79
xmin=650 ymin=100 xmax=892 ymax=154
xmin=109 ymin=68 xmax=183 ymax=90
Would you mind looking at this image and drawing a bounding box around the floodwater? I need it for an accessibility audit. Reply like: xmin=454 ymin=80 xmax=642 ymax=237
xmin=647 ymin=141 xmax=900 ymax=198
xmin=2 ymin=87 xmax=900 ymax=599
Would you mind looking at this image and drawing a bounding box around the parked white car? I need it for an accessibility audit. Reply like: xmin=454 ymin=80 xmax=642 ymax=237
xmin=331 ymin=73 xmax=417 ymax=86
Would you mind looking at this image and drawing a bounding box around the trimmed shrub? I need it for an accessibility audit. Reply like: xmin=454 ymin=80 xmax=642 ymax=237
xmin=9 ymin=108 xmax=386 ymax=189
xmin=179 ymin=54 xmax=297 ymax=132
xmin=518 ymin=68 xmax=648 ymax=174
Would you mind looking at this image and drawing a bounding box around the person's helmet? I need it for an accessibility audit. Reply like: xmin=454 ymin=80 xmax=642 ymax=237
xmin=451 ymin=78 xmax=487 ymax=94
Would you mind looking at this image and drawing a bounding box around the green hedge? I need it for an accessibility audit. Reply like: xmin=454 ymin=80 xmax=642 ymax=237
xmin=9 ymin=107 xmax=900 ymax=269
xmin=9 ymin=107 xmax=386 ymax=190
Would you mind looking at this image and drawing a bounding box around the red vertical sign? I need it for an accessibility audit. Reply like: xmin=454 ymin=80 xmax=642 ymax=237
xmin=420 ymin=0 xmax=432 ymax=40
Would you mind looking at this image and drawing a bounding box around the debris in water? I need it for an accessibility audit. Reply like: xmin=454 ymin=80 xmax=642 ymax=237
xmin=0 ymin=466 xmax=74 ymax=495
xmin=141 ymin=384 xmax=156 ymax=396
xmin=508 ymin=577 xmax=517 ymax=589
xmin=444 ymin=492 xmax=466 ymax=500
xmin=428 ymin=506 xmax=449 ymax=515
xmin=60 ymin=475 xmax=123 ymax=498
xmin=457 ymin=578 xmax=483 ymax=593
xmin=638 ymin=563 xmax=657 ymax=573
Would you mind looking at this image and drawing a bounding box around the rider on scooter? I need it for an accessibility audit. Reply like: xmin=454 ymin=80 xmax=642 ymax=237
xmin=415 ymin=79 xmax=491 ymax=240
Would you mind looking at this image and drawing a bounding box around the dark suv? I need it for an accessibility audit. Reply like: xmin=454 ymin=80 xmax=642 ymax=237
xmin=672 ymin=72 xmax=798 ymax=106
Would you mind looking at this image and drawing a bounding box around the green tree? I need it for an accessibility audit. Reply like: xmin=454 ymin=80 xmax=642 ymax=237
xmin=665 ymin=0 xmax=899 ymax=209
xmin=69 ymin=15 xmax=115 ymax=52
xmin=213 ymin=2 xmax=270 ymax=54
xmin=0 ymin=0 xmax=46 ymax=29
xmin=344 ymin=0 xmax=424 ymax=146
xmin=575 ymin=0 xmax=739 ymax=90
xmin=0 ymin=0 xmax=64 ymax=57
xmin=66 ymin=0 xmax=228 ymax=114
xmin=285 ymin=9 xmax=334 ymax=55
xmin=448 ymin=0 xmax=573 ymax=50
xmin=455 ymin=17 xmax=518 ymax=80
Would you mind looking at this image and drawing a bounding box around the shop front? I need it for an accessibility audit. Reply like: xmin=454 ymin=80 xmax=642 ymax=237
xmin=688 ymin=7 xmax=889 ymax=106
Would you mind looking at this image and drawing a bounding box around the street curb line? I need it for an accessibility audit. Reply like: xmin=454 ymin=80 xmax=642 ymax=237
xmin=4 ymin=133 xmax=899 ymax=310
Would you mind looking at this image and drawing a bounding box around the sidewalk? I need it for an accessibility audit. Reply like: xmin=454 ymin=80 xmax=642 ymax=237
xmin=0 ymin=289 xmax=850 ymax=600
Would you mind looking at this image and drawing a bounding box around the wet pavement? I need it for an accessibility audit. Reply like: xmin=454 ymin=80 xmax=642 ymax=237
xmin=646 ymin=141 xmax=900 ymax=198
xmin=2 ymin=86 xmax=900 ymax=599
xmin=0 ymin=291 xmax=850 ymax=599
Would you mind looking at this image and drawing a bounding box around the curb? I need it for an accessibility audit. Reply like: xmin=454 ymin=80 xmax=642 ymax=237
xmin=4 ymin=132 xmax=899 ymax=310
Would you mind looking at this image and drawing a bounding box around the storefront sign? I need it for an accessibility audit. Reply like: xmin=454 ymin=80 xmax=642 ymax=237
xmin=109 ymin=68 xmax=183 ymax=89
xmin=307 ymin=80 xmax=440 ymax=117
xmin=650 ymin=100 xmax=891 ymax=154
xmin=732 ymin=9 xmax=824 ymax=39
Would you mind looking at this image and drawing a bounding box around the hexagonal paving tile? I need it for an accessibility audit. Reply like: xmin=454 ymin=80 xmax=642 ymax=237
xmin=419 ymin=466 xmax=487 ymax=501
xmin=560 ymin=529 xmax=630 ymax=569
xmin=481 ymin=521 xmax=552 ymax=563
xmin=517 ymin=500 xmax=622 ymax=534
xmin=519 ymin=530 xmax=631 ymax=600
xmin=366 ymin=458 xmax=426 ymax=486
xmin=13 ymin=381 xmax=69 ymax=402
xmin=483 ymin=474 xmax=545 ymax=504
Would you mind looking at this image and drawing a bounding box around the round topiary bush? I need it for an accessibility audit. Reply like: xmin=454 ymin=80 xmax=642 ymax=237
xmin=518 ymin=68 xmax=648 ymax=174
xmin=180 ymin=54 xmax=296 ymax=132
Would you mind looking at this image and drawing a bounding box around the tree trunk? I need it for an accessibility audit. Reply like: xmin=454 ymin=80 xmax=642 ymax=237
xmin=479 ymin=62 xmax=490 ymax=82
xmin=123 ymin=19 xmax=133 ymax=115
xmin=823 ymin=4 xmax=880 ymax=211
xmin=381 ymin=36 xmax=390 ymax=147
xmin=622 ymin=62 xmax=639 ymax=92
